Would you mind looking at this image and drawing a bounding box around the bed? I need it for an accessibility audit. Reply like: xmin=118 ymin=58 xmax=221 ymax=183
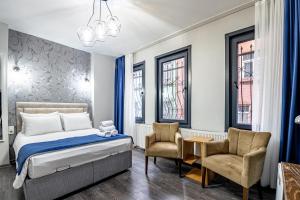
xmin=13 ymin=102 xmax=132 ymax=200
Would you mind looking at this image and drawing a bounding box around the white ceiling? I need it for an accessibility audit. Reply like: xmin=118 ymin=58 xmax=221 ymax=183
xmin=0 ymin=0 xmax=252 ymax=57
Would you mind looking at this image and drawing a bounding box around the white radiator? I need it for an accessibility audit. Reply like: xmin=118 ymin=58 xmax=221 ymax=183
xmin=134 ymin=124 xmax=227 ymax=149
xmin=135 ymin=124 xmax=152 ymax=148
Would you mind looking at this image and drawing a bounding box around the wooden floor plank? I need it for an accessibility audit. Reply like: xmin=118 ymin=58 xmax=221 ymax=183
xmin=0 ymin=149 xmax=275 ymax=200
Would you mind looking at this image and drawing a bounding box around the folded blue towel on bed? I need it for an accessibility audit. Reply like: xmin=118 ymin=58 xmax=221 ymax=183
xmin=16 ymin=134 xmax=130 ymax=175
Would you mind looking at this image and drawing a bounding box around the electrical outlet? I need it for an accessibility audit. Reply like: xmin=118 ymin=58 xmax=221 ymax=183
xmin=8 ymin=126 xmax=15 ymax=135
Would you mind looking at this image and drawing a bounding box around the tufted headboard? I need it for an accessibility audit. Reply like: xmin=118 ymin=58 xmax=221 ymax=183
xmin=16 ymin=102 xmax=88 ymax=133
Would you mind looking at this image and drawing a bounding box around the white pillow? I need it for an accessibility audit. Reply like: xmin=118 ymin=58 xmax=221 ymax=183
xmin=20 ymin=112 xmax=59 ymax=120
xmin=60 ymin=113 xmax=92 ymax=131
xmin=20 ymin=112 xmax=60 ymax=133
xmin=21 ymin=113 xmax=63 ymax=136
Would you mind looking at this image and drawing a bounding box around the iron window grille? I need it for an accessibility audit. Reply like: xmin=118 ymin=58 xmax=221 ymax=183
xmin=225 ymin=26 xmax=255 ymax=130
xmin=133 ymin=61 xmax=145 ymax=123
xmin=155 ymin=46 xmax=191 ymax=128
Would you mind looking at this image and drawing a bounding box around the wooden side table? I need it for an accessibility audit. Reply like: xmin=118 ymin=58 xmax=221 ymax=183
xmin=182 ymin=136 xmax=214 ymax=184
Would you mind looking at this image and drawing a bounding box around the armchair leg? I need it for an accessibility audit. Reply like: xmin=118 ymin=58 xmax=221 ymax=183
xmin=201 ymin=167 xmax=206 ymax=188
xmin=257 ymin=180 xmax=263 ymax=200
xmin=154 ymin=157 xmax=156 ymax=164
xmin=145 ymin=156 xmax=148 ymax=175
xmin=243 ymin=187 xmax=249 ymax=200
xmin=178 ymin=159 xmax=182 ymax=177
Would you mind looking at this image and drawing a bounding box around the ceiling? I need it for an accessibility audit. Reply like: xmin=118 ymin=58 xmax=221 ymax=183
xmin=0 ymin=0 xmax=252 ymax=57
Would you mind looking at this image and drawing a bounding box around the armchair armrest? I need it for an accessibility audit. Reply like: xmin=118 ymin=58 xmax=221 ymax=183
xmin=242 ymin=147 xmax=267 ymax=188
xmin=175 ymin=132 xmax=182 ymax=158
xmin=145 ymin=133 xmax=156 ymax=149
xmin=202 ymin=139 xmax=229 ymax=158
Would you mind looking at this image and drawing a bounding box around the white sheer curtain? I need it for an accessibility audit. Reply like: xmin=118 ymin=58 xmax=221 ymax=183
xmin=252 ymin=0 xmax=284 ymax=188
xmin=124 ymin=53 xmax=136 ymax=143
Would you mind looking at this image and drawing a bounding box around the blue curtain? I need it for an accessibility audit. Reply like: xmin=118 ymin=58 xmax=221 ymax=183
xmin=279 ymin=0 xmax=300 ymax=163
xmin=114 ymin=56 xmax=125 ymax=134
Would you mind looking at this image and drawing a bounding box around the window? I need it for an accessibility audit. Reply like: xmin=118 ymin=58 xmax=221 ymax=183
xmin=133 ymin=61 xmax=145 ymax=123
xmin=155 ymin=46 xmax=191 ymax=128
xmin=238 ymin=105 xmax=251 ymax=124
xmin=242 ymin=57 xmax=253 ymax=78
xmin=225 ymin=26 xmax=254 ymax=130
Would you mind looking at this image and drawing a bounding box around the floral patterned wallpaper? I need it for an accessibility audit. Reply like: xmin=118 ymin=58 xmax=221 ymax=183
xmin=8 ymin=30 xmax=91 ymax=129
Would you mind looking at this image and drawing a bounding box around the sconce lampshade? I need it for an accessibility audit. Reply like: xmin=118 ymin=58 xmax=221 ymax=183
xmin=295 ymin=115 xmax=300 ymax=124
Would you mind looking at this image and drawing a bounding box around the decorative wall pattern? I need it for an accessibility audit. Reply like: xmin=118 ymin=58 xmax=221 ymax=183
xmin=8 ymin=30 xmax=91 ymax=129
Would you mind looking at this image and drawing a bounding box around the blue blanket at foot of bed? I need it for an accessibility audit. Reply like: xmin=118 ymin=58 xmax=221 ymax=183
xmin=16 ymin=134 xmax=130 ymax=175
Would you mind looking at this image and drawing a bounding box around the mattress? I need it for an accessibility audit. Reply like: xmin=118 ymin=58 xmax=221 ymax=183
xmin=13 ymin=128 xmax=132 ymax=179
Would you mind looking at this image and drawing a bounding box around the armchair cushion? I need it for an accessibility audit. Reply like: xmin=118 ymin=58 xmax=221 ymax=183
xmin=251 ymin=133 xmax=271 ymax=150
xmin=153 ymin=122 xmax=179 ymax=142
xmin=145 ymin=142 xmax=178 ymax=158
xmin=228 ymin=128 xmax=240 ymax=154
xmin=202 ymin=140 xmax=229 ymax=157
xmin=202 ymin=154 xmax=243 ymax=185
xmin=237 ymin=131 xmax=256 ymax=156
xmin=228 ymin=128 xmax=271 ymax=156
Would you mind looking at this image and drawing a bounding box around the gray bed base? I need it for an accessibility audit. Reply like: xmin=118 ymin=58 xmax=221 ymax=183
xmin=23 ymin=150 xmax=132 ymax=200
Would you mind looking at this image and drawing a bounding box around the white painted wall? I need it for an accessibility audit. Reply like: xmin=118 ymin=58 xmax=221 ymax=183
xmin=0 ymin=22 xmax=9 ymax=166
xmin=133 ymin=7 xmax=254 ymax=133
xmin=91 ymin=53 xmax=115 ymax=128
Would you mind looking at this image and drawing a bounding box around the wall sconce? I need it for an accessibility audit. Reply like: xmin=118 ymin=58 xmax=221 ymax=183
xmin=295 ymin=115 xmax=300 ymax=124
xmin=84 ymin=71 xmax=90 ymax=82
xmin=13 ymin=65 xmax=20 ymax=72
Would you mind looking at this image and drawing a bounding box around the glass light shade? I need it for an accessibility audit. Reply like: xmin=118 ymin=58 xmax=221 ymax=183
xmin=295 ymin=115 xmax=300 ymax=124
xmin=106 ymin=16 xmax=121 ymax=37
xmin=77 ymin=26 xmax=96 ymax=46
xmin=94 ymin=21 xmax=107 ymax=41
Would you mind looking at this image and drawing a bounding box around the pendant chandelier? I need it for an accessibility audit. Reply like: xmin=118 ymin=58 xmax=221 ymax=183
xmin=77 ymin=0 xmax=121 ymax=46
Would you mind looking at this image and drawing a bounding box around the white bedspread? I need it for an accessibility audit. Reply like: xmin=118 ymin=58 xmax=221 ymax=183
xmin=13 ymin=128 xmax=132 ymax=189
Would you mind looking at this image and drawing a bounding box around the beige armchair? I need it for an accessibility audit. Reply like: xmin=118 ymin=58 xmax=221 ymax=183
xmin=201 ymin=128 xmax=271 ymax=200
xmin=145 ymin=122 xmax=182 ymax=176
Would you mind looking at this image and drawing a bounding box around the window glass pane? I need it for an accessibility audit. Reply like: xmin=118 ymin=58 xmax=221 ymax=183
xmin=162 ymin=57 xmax=185 ymax=120
xmin=236 ymin=40 xmax=255 ymax=125
xmin=133 ymin=69 xmax=143 ymax=119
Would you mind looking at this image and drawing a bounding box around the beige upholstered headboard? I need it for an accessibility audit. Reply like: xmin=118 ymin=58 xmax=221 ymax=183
xmin=16 ymin=102 xmax=88 ymax=133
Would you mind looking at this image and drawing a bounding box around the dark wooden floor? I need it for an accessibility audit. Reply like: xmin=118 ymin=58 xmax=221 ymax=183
xmin=0 ymin=149 xmax=275 ymax=200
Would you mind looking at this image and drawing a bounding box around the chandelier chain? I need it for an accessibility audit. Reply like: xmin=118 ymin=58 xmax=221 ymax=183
xmin=105 ymin=1 xmax=113 ymax=17
xmin=87 ymin=0 xmax=96 ymax=26
xmin=99 ymin=0 xmax=102 ymax=21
